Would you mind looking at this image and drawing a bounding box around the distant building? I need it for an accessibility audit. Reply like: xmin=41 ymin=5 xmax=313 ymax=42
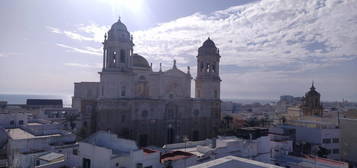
xmin=26 ymin=99 xmax=63 ymax=109
xmin=72 ymin=18 xmax=222 ymax=146
xmin=301 ymin=83 xmax=323 ymax=117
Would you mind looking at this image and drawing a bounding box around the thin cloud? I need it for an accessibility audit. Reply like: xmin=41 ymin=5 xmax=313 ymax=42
xmin=46 ymin=24 xmax=108 ymax=43
xmin=0 ymin=52 xmax=22 ymax=58
xmin=64 ymin=63 xmax=101 ymax=69
xmin=56 ymin=43 xmax=101 ymax=56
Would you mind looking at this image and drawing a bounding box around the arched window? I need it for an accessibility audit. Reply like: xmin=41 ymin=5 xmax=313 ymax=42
xmin=212 ymin=64 xmax=216 ymax=72
xmin=200 ymin=62 xmax=204 ymax=72
xmin=206 ymin=64 xmax=210 ymax=72
xmin=166 ymin=103 xmax=177 ymax=120
xmin=120 ymin=50 xmax=125 ymax=63
xmin=113 ymin=51 xmax=117 ymax=64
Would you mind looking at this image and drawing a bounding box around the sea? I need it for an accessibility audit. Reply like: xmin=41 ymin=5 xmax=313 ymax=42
xmin=0 ymin=94 xmax=277 ymax=107
xmin=0 ymin=94 xmax=72 ymax=107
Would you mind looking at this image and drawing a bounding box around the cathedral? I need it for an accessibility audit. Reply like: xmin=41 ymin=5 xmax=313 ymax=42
xmin=72 ymin=18 xmax=222 ymax=146
xmin=301 ymin=82 xmax=323 ymax=117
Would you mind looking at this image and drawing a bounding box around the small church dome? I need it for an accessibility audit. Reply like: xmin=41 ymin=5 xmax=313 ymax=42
xmin=132 ymin=54 xmax=150 ymax=68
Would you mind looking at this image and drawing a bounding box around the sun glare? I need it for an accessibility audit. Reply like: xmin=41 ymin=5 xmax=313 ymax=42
xmin=99 ymin=0 xmax=144 ymax=13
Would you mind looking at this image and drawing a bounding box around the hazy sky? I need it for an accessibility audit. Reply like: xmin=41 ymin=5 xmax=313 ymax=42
xmin=0 ymin=0 xmax=356 ymax=101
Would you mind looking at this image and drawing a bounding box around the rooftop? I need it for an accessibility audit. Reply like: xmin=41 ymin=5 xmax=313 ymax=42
xmin=38 ymin=152 xmax=64 ymax=162
xmin=161 ymin=151 xmax=195 ymax=162
xmin=189 ymin=155 xmax=283 ymax=168
xmin=6 ymin=128 xmax=61 ymax=140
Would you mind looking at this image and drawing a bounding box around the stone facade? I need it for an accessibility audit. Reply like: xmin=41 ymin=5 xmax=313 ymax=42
xmin=72 ymin=18 xmax=222 ymax=146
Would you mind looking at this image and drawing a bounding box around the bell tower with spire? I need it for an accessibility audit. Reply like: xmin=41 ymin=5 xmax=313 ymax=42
xmin=195 ymin=37 xmax=221 ymax=99
xmin=302 ymin=81 xmax=323 ymax=117
xmin=102 ymin=17 xmax=134 ymax=72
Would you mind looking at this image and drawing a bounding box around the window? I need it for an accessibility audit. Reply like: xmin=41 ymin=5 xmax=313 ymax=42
xmin=116 ymin=163 xmax=119 ymax=167
xmin=142 ymin=110 xmax=148 ymax=118
xmin=333 ymin=138 xmax=339 ymax=143
xmin=193 ymin=110 xmax=199 ymax=117
xmin=121 ymin=115 xmax=126 ymax=122
xmin=36 ymin=160 xmax=40 ymax=166
xmin=333 ymin=149 xmax=339 ymax=154
xmin=322 ymin=138 xmax=331 ymax=144
xmin=212 ymin=64 xmax=216 ymax=72
xmin=83 ymin=158 xmax=91 ymax=168
xmin=200 ymin=62 xmax=204 ymax=72
xmin=73 ymin=149 xmax=78 ymax=155
xmin=120 ymin=50 xmax=125 ymax=63
xmin=113 ymin=51 xmax=117 ymax=64
xmin=121 ymin=86 xmax=126 ymax=96
xmin=214 ymin=90 xmax=218 ymax=98
xmin=18 ymin=120 xmax=24 ymax=125
xmin=192 ymin=130 xmax=199 ymax=141
xmin=10 ymin=120 xmax=14 ymax=125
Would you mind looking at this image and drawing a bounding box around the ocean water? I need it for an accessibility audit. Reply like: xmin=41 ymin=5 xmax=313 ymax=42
xmin=0 ymin=94 xmax=276 ymax=107
xmin=0 ymin=94 xmax=72 ymax=107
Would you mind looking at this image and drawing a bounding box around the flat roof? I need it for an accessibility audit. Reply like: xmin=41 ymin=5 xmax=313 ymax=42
xmin=189 ymin=156 xmax=283 ymax=168
xmin=38 ymin=152 xmax=64 ymax=162
xmin=6 ymin=128 xmax=61 ymax=140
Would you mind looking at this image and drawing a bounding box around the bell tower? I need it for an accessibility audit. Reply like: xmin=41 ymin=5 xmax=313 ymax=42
xmin=102 ymin=18 xmax=134 ymax=72
xmin=195 ymin=38 xmax=221 ymax=99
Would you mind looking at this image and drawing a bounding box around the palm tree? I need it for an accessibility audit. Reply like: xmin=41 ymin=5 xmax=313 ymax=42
xmin=223 ymin=115 xmax=233 ymax=128
xmin=63 ymin=112 xmax=80 ymax=130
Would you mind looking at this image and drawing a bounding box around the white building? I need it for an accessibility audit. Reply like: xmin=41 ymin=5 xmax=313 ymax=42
xmin=0 ymin=122 xmax=76 ymax=168
xmin=79 ymin=131 xmax=161 ymax=168
xmin=0 ymin=111 xmax=28 ymax=128
xmin=282 ymin=120 xmax=341 ymax=160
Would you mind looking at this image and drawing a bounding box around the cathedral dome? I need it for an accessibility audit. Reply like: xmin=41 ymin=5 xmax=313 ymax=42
xmin=198 ymin=37 xmax=219 ymax=56
xmin=202 ymin=37 xmax=217 ymax=48
xmin=107 ymin=18 xmax=131 ymax=41
xmin=132 ymin=54 xmax=150 ymax=68
xmin=111 ymin=19 xmax=128 ymax=32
